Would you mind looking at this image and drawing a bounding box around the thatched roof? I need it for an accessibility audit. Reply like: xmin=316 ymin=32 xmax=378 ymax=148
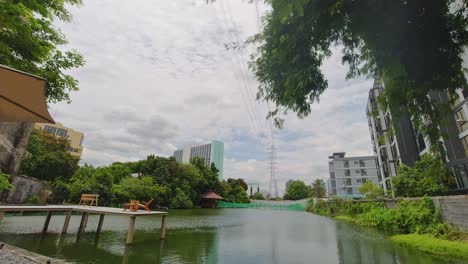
xmin=201 ymin=191 xmax=224 ymax=200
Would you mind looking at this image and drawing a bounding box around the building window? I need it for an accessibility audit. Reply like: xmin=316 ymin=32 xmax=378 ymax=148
xmin=346 ymin=188 xmax=353 ymax=195
xmin=359 ymin=160 xmax=365 ymax=167
xmin=345 ymin=170 xmax=350 ymax=176
xmin=56 ymin=128 xmax=68 ymax=137
xmin=361 ymin=169 xmax=367 ymax=176
xmin=463 ymin=89 xmax=468 ymax=99
xmin=44 ymin=125 xmax=57 ymax=134
xmin=355 ymin=170 xmax=360 ymax=174
xmin=357 ymin=179 xmax=361 ymax=183
xmin=417 ymin=133 xmax=426 ymax=152
xmin=461 ymin=136 xmax=468 ymax=158
xmin=455 ymin=109 xmax=468 ymax=133
xmin=345 ymin=179 xmax=351 ymax=186
xmin=344 ymin=161 xmax=349 ymax=168
xmin=361 ymin=178 xmax=367 ymax=183
xmin=354 ymin=161 xmax=359 ymax=165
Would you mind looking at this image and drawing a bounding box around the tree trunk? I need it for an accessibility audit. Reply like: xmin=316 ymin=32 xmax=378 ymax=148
xmin=0 ymin=122 xmax=34 ymax=175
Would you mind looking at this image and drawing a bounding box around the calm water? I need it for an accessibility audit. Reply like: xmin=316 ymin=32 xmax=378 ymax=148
xmin=0 ymin=209 xmax=465 ymax=264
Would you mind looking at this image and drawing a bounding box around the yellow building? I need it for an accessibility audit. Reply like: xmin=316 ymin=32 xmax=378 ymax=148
xmin=34 ymin=122 xmax=84 ymax=159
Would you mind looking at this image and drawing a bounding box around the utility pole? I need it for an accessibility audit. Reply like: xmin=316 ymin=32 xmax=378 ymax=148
xmin=268 ymin=143 xmax=278 ymax=198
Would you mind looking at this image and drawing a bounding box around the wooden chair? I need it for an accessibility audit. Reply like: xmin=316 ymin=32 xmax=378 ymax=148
xmin=79 ymin=194 xmax=99 ymax=206
xmin=123 ymin=200 xmax=140 ymax=212
xmin=138 ymin=198 xmax=154 ymax=212
xmin=123 ymin=198 xmax=154 ymax=212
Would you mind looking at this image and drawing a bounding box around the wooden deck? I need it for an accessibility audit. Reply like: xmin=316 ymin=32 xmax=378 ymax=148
xmin=0 ymin=205 xmax=168 ymax=244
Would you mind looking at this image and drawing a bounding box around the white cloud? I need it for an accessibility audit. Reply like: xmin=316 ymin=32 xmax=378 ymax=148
xmin=50 ymin=0 xmax=374 ymax=196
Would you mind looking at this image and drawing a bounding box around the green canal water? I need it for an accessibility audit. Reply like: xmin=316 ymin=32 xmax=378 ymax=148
xmin=0 ymin=209 xmax=465 ymax=264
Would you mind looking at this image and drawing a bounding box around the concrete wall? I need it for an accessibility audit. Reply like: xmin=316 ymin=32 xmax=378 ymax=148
xmin=432 ymin=195 xmax=468 ymax=232
xmin=6 ymin=175 xmax=47 ymax=204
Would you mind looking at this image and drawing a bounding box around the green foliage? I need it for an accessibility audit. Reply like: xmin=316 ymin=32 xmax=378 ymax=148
xmin=48 ymin=154 xmax=235 ymax=208
xmin=222 ymin=179 xmax=251 ymax=203
xmin=47 ymin=179 xmax=70 ymax=204
xmin=0 ymin=171 xmax=13 ymax=191
xmin=309 ymin=197 xmax=450 ymax=238
xmin=310 ymin=179 xmax=326 ymax=198
xmin=308 ymin=198 xmax=384 ymax=217
xmin=20 ymin=129 xmax=79 ymax=181
xmin=25 ymin=195 xmax=39 ymax=205
xmin=251 ymin=0 xmax=468 ymax=156
xmin=394 ymin=154 xmax=456 ymax=197
xmin=391 ymin=234 xmax=468 ymax=259
xmin=170 ymin=188 xmax=193 ymax=209
xmin=284 ymin=180 xmax=310 ymax=200
xmin=250 ymin=192 xmax=265 ymax=200
xmin=0 ymin=0 xmax=84 ymax=103
xmin=359 ymin=181 xmax=384 ymax=199
xmin=357 ymin=198 xmax=441 ymax=234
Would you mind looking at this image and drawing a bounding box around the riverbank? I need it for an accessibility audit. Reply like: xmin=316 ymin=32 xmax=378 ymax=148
xmin=0 ymin=241 xmax=66 ymax=263
xmin=308 ymin=197 xmax=468 ymax=260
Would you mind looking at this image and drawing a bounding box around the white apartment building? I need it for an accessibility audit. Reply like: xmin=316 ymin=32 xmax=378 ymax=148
xmin=327 ymin=152 xmax=379 ymax=198
xmin=173 ymin=140 xmax=224 ymax=178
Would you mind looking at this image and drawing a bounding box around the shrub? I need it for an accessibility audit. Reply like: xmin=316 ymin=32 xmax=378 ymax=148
xmin=251 ymin=192 xmax=265 ymax=200
xmin=356 ymin=197 xmax=443 ymax=235
xmin=170 ymin=188 xmax=193 ymax=209
xmin=0 ymin=171 xmax=13 ymax=191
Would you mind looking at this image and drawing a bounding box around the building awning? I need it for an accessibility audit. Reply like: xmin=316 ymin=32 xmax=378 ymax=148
xmin=201 ymin=191 xmax=224 ymax=200
xmin=0 ymin=65 xmax=54 ymax=123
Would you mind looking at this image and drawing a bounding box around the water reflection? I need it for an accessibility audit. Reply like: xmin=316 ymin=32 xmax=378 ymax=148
xmin=334 ymin=221 xmax=461 ymax=264
xmin=0 ymin=209 xmax=466 ymax=264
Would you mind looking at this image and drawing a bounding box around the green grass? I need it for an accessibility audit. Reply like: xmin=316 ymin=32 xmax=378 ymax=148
xmin=391 ymin=234 xmax=468 ymax=259
xmin=333 ymin=215 xmax=355 ymax=222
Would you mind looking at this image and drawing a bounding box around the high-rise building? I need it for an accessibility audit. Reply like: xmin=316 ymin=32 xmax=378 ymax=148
xmin=366 ymin=79 xmax=468 ymax=193
xmin=327 ymin=152 xmax=379 ymax=198
xmin=34 ymin=122 xmax=84 ymax=159
xmin=173 ymin=140 xmax=224 ymax=178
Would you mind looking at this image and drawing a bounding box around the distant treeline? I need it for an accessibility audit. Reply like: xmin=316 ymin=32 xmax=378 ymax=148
xmin=18 ymin=129 xmax=250 ymax=208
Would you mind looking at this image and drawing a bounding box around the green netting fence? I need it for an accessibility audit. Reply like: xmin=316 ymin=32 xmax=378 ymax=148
xmin=218 ymin=201 xmax=307 ymax=211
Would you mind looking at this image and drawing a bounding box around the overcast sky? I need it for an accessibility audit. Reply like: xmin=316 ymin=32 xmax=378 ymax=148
xmin=51 ymin=0 xmax=374 ymax=195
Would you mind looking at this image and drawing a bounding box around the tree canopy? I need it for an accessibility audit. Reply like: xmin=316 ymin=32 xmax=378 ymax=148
xmin=45 ymin=154 xmax=250 ymax=208
xmin=394 ymin=154 xmax=457 ymax=197
xmin=19 ymin=129 xmax=79 ymax=181
xmin=359 ymin=181 xmax=384 ymax=199
xmin=0 ymin=0 xmax=84 ymax=103
xmin=284 ymin=180 xmax=310 ymax=200
xmin=310 ymin=179 xmax=326 ymax=198
xmin=251 ymin=0 xmax=468 ymax=155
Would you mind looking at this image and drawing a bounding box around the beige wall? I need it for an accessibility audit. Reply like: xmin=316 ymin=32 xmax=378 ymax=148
xmin=34 ymin=122 xmax=84 ymax=159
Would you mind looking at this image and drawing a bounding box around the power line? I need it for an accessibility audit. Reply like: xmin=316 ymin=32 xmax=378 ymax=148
xmin=218 ymin=0 xmax=265 ymax=133
xmin=208 ymin=1 xmax=259 ymax=134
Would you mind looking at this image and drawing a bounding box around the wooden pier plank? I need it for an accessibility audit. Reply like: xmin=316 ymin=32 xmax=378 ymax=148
xmin=160 ymin=215 xmax=167 ymax=240
xmin=61 ymin=210 xmax=72 ymax=234
xmin=126 ymin=216 xmax=136 ymax=244
xmin=97 ymin=214 xmax=105 ymax=233
xmin=42 ymin=211 xmax=52 ymax=232
xmin=0 ymin=205 xmax=168 ymax=244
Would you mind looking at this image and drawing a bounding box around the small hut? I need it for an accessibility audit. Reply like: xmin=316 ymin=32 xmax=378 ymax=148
xmin=200 ymin=191 xmax=224 ymax=208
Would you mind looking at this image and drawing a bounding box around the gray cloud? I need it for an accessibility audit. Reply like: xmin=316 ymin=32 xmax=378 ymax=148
xmin=50 ymin=0 xmax=374 ymax=195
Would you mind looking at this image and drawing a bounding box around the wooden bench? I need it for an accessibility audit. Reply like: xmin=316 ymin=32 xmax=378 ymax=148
xmin=79 ymin=194 xmax=99 ymax=206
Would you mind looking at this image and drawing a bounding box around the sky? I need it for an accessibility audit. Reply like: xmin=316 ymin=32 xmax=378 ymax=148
xmin=51 ymin=0 xmax=374 ymax=195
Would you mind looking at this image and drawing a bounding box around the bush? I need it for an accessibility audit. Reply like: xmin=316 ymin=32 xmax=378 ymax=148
xmin=251 ymin=192 xmax=265 ymax=200
xmin=48 ymin=180 xmax=70 ymax=204
xmin=0 ymin=171 xmax=13 ymax=191
xmin=170 ymin=188 xmax=193 ymax=209
xmin=310 ymin=197 xmax=448 ymax=237
xmin=308 ymin=198 xmax=384 ymax=217
xmin=394 ymin=155 xmax=455 ymax=197
xmin=284 ymin=180 xmax=310 ymax=200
